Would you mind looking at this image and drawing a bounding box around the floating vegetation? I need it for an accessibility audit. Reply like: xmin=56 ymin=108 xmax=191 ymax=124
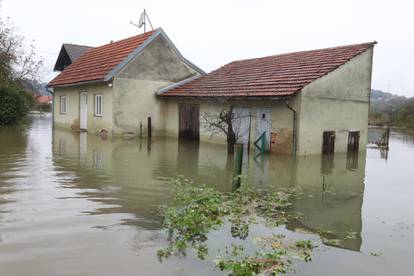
xmin=344 ymin=230 xmax=358 ymax=240
xmin=157 ymin=176 xmax=314 ymax=275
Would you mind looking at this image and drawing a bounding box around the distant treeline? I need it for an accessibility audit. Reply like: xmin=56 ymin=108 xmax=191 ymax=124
xmin=369 ymin=89 xmax=414 ymax=128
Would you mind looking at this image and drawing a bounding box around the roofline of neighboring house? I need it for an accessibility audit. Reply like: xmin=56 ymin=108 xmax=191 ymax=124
xmin=53 ymin=44 xmax=94 ymax=72
xmin=104 ymin=28 xmax=206 ymax=82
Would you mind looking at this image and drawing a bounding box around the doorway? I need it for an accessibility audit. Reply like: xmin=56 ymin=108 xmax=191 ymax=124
xmin=322 ymin=131 xmax=335 ymax=154
xmin=80 ymin=92 xmax=88 ymax=131
xmin=233 ymin=107 xmax=251 ymax=145
xmin=255 ymin=108 xmax=272 ymax=151
xmin=347 ymin=131 xmax=360 ymax=152
xmin=179 ymin=104 xmax=200 ymax=141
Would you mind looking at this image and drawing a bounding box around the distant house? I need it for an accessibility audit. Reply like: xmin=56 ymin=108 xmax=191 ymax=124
xmin=35 ymin=95 xmax=52 ymax=105
xmin=48 ymin=28 xmax=375 ymax=155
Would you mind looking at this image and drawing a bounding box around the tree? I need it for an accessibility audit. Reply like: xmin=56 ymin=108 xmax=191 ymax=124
xmin=0 ymin=83 xmax=34 ymax=125
xmin=200 ymin=98 xmax=250 ymax=154
xmin=0 ymin=17 xmax=43 ymax=83
xmin=0 ymin=7 xmax=43 ymax=125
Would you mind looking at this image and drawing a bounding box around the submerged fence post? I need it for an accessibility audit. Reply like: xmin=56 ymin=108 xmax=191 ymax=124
xmin=232 ymin=144 xmax=244 ymax=190
xmin=147 ymin=117 xmax=152 ymax=139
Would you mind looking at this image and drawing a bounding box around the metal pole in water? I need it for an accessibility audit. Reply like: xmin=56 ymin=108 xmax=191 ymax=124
xmin=232 ymin=144 xmax=244 ymax=190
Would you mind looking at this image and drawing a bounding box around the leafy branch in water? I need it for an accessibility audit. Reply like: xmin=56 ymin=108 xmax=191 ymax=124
xmin=157 ymin=176 xmax=314 ymax=275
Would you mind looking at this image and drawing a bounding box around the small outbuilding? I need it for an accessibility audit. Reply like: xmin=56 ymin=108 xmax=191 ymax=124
xmin=158 ymin=42 xmax=376 ymax=155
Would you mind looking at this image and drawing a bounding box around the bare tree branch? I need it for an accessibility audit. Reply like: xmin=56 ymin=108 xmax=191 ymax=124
xmin=0 ymin=16 xmax=43 ymax=84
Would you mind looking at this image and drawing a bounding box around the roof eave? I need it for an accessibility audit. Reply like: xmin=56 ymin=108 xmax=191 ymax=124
xmin=157 ymin=75 xmax=202 ymax=96
xmin=159 ymin=94 xmax=294 ymax=101
xmin=47 ymin=79 xmax=108 ymax=89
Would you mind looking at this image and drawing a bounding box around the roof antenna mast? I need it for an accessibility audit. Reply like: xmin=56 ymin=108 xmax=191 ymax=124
xmin=130 ymin=9 xmax=154 ymax=33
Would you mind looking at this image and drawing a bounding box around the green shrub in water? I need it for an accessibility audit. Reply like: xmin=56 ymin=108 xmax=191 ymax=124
xmin=157 ymin=176 xmax=314 ymax=275
xmin=0 ymin=83 xmax=34 ymax=125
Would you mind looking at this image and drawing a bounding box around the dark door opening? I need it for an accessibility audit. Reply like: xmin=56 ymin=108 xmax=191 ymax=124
xmin=322 ymin=131 xmax=335 ymax=154
xmin=179 ymin=104 xmax=200 ymax=141
xmin=347 ymin=131 xmax=360 ymax=152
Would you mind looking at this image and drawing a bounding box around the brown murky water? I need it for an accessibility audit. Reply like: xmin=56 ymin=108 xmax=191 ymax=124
xmin=0 ymin=115 xmax=413 ymax=275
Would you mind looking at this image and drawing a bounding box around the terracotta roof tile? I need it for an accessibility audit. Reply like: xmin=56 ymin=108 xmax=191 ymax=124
xmin=49 ymin=30 xmax=157 ymax=87
xmin=160 ymin=42 xmax=376 ymax=97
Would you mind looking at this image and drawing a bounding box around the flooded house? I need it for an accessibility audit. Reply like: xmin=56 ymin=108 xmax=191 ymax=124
xmin=48 ymin=29 xmax=375 ymax=156
xmin=48 ymin=28 xmax=204 ymax=137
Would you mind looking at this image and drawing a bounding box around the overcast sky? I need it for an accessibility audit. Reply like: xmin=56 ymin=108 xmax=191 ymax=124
xmin=1 ymin=0 xmax=413 ymax=96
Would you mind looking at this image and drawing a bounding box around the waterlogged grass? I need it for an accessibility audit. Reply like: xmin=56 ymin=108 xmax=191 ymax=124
xmin=157 ymin=176 xmax=314 ymax=275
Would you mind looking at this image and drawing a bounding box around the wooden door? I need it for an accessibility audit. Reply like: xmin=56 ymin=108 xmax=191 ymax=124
xmin=179 ymin=104 xmax=200 ymax=141
xmin=80 ymin=92 xmax=88 ymax=130
xmin=347 ymin=131 xmax=360 ymax=152
xmin=322 ymin=131 xmax=335 ymax=154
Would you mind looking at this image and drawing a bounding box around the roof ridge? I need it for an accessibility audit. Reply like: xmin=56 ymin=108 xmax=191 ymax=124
xmin=96 ymin=28 xmax=159 ymax=49
xmin=160 ymin=41 xmax=376 ymax=98
xmin=229 ymin=41 xmax=377 ymax=65
xmin=63 ymin=43 xmax=94 ymax=48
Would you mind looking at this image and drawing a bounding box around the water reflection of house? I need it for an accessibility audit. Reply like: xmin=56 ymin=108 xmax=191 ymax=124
xmin=52 ymin=130 xmax=365 ymax=251
xmin=52 ymin=130 xmax=236 ymax=229
xmin=286 ymin=153 xmax=365 ymax=251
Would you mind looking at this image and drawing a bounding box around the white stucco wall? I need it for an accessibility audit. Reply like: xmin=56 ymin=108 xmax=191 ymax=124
xmin=53 ymin=84 xmax=113 ymax=133
xmin=161 ymin=96 xmax=300 ymax=154
xmin=111 ymin=35 xmax=201 ymax=136
xmin=297 ymin=48 xmax=374 ymax=155
xmin=112 ymin=78 xmax=170 ymax=135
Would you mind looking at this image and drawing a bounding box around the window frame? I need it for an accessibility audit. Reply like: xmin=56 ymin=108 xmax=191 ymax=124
xmin=60 ymin=95 xmax=67 ymax=114
xmin=94 ymin=94 xmax=103 ymax=117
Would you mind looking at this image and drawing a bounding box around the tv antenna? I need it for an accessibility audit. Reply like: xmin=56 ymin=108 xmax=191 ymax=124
xmin=130 ymin=9 xmax=154 ymax=33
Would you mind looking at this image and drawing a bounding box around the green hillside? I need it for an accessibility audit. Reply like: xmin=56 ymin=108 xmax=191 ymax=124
xmin=369 ymin=89 xmax=414 ymax=127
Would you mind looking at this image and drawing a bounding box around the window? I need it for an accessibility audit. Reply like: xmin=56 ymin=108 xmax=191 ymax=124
xmin=60 ymin=95 xmax=67 ymax=114
xmin=94 ymin=95 xmax=103 ymax=116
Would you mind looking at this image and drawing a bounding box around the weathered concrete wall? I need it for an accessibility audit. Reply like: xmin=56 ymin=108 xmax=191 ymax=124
xmin=297 ymin=48 xmax=374 ymax=155
xmin=53 ymin=84 xmax=113 ymax=133
xmin=161 ymin=96 xmax=300 ymax=154
xmin=112 ymin=35 xmax=200 ymax=136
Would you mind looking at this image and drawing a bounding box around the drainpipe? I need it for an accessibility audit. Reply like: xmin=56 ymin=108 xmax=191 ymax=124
xmin=286 ymin=100 xmax=297 ymax=156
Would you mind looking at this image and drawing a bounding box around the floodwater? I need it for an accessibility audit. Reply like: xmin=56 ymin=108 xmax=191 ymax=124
xmin=0 ymin=115 xmax=413 ymax=276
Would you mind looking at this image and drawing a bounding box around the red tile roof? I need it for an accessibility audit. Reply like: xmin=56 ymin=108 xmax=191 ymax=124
xmin=48 ymin=30 xmax=157 ymax=87
xmin=35 ymin=95 xmax=52 ymax=104
xmin=160 ymin=42 xmax=376 ymax=98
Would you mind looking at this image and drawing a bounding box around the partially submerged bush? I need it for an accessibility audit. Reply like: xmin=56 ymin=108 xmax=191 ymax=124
xmin=157 ymin=176 xmax=314 ymax=275
xmin=0 ymin=83 xmax=34 ymax=125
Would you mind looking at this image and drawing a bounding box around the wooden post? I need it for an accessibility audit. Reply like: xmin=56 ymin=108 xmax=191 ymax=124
xmin=232 ymin=144 xmax=244 ymax=190
xmin=147 ymin=117 xmax=152 ymax=139
xmin=139 ymin=121 xmax=143 ymax=138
